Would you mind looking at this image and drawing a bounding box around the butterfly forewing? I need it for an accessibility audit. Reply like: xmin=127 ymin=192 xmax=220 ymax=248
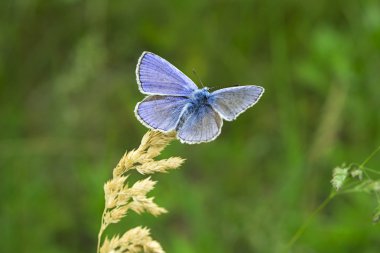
xmin=136 ymin=52 xmax=198 ymax=96
xmin=135 ymin=95 xmax=190 ymax=132
xmin=209 ymin=85 xmax=264 ymax=121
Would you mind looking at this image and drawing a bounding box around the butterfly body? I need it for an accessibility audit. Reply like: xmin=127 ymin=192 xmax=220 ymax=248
xmin=135 ymin=52 xmax=264 ymax=144
xmin=189 ymin=87 xmax=210 ymax=105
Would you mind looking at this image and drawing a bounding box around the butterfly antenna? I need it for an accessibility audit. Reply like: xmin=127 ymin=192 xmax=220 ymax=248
xmin=192 ymin=69 xmax=204 ymax=87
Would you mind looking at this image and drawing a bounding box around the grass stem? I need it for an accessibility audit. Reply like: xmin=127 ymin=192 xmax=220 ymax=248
xmin=286 ymin=192 xmax=336 ymax=249
xmin=97 ymin=206 xmax=107 ymax=253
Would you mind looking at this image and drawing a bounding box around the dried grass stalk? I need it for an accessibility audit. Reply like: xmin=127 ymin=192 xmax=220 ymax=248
xmin=97 ymin=131 xmax=184 ymax=253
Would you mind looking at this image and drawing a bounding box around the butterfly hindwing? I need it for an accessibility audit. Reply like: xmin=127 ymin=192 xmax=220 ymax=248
xmin=135 ymin=95 xmax=190 ymax=132
xmin=176 ymin=103 xmax=223 ymax=144
xmin=208 ymin=85 xmax=264 ymax=121
xmin=136 ymin=52 xmax=198 ymax=96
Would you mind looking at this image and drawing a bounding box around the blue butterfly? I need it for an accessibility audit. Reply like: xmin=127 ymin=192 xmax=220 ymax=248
xmin=135 ymin=52 xmax=264 ymax=144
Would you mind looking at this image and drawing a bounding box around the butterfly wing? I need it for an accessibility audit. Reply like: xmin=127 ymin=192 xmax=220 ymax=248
xmin=208 ymin=85 xmax=264 ymax=121
xmin=176 ymin=104 xmax=223 ymax=144
xmin=135 ymin=95 xmax=190 ymax=132
xmin=136 ymin=52 xmax=198 ymax=96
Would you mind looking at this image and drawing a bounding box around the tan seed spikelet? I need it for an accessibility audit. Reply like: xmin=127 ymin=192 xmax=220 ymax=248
xmin=100 ymin=235 xmax=120 ymax=253
xmin=139 ymin=131 xmax=176 ymax=160
xmin=100 ymin=227 xmax=164 ymax=253
xmin=113 ymin=152 xmax=132 ymax=178
xmin=144 ymin=241 xmax=165 ymax=253
xmin=129 ymin=177 xmax=157 ymax=196
xmin=121 ymin=227 xmax=164 ymax=253
xmin=136 ymin=157 xmax=185 ymax=175
xmin=98 ymin=131 xmax=183 ymax=253
xmin=113 ymin=131 xmax=176 ymax=177
xmin=129 ymin=196 xmax=167 ymax=216
xmin=104 ymin=206 xmax=129 ymax=224
xmin=104 ymin=176 xmax=129 ymax=209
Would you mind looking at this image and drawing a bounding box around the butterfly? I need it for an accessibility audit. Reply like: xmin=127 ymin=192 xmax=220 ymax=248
xmin=134 ymin=52 xmax=264 ymax=144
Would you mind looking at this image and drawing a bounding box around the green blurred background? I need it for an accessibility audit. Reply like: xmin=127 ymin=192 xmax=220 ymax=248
xmin=1 ymin=0 xmax=380 ymax=252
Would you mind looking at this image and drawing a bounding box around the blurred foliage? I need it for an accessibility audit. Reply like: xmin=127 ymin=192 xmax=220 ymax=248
xmin=1 ymin=0 xmax=380 ymax=252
